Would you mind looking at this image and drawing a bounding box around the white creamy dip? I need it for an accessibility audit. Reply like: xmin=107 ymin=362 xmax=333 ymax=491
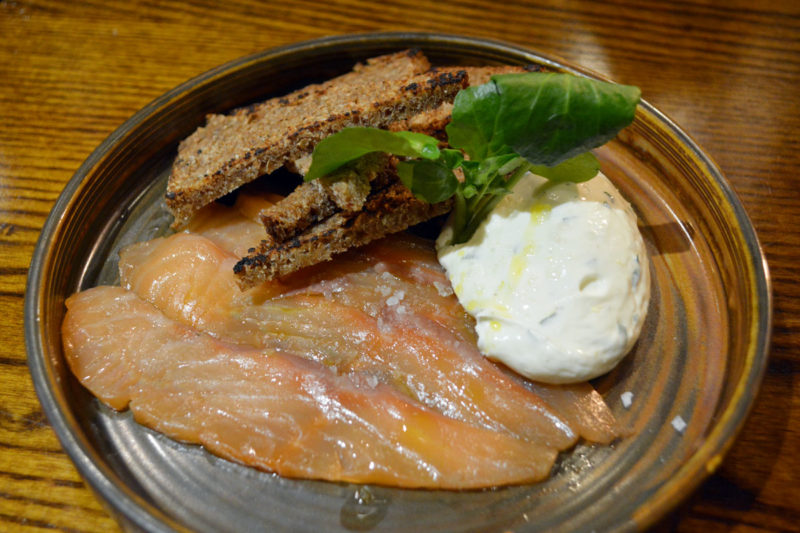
xmin=436 ymin=172 xmax=650 ymax=384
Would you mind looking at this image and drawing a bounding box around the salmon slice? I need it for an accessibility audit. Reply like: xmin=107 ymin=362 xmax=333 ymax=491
xmin=62 ymin=286 xmax=558 ymax=488
xmin=236 ymin=293 xmax=577 ymax=448
xmin=185 ymin=193 xmax=465 ymax=329
xmin=280 ymin=233 xmax=478 ymax=344
xmin=525 ymin=381 xmax=619 ymax=444
xmin=119 ymin=232 xmax=582 ymax=448
xmin=118 ymin=234 xmax=282 ymax=334
xmin=375 ymin=306 xmax=579 ymax=448
xmin=184 ymin=203 xmax=266 ymax=258
xmin=184 ymin=190 xmax=283 ymax=257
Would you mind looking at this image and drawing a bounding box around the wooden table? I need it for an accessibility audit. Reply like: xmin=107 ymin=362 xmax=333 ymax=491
xmin=2 ymin=1 xmax=798 ymax=531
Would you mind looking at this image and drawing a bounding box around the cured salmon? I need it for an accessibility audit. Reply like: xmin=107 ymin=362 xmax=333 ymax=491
xmin=184 ymin=189 xmax=282 ymax=257
xmin=525 ymin=381 xmax=619 ymax=444
xmin=119 ymin=231 xmax=584 ymax=448
xmin=62 ymin=286 xmax=558 ymax=488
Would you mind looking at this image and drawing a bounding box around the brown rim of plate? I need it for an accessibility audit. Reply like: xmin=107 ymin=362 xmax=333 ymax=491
xmin=25 ymin=32 xmax=771 ymax=532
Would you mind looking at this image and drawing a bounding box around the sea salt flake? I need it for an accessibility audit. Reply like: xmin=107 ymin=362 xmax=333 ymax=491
xmin=433 ymin=281 xmax=454 ymax=297
xmin=620 ymin=391 xmax=633 ymax=409
xmin=386 ymin=290 xmax=405 ymax=307
xmin=671 ymin=415 xmax=687 ymax=434
xmin=376 ymin=317 xmax=391 ymax=334
xmin=377 ymin=285 xmax=392 ymax=297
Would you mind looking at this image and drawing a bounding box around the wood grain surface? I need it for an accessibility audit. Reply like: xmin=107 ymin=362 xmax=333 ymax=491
xmin=1 ymin=0 xmax=798 ymax=531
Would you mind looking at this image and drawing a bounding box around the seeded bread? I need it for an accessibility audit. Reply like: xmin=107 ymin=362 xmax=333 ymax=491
xmin=166 ymin=50 xmax=467 ymax=227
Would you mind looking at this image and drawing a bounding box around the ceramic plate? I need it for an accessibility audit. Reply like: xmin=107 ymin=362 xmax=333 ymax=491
xmin=25 ymin=33 xmax=771 ymax=532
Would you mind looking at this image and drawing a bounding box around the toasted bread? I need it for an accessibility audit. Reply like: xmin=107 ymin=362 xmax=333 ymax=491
xmin=233 ymin=161 xmax=453 ymax=288
xmin=166 ymin=50 xmax=467 ymax=227
xmin=259 ymin=152 xmax=391 ymax=244
xmin=168 ymin=53 xmax=537 ymax=286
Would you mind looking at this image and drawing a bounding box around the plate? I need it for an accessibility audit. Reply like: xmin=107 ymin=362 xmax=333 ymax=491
xmin=25 ymin=33 xmax=771 ymax=532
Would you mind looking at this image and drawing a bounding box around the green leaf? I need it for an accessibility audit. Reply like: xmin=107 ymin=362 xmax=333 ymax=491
xmin=470 ymin=153 xmax=520 ymax=186
xmin=492 ymin=73 xmax=640 ymax=166
xmin=305 ymin=127 xmax=441 ymax=181
xmin=397 ymin=160 xmax=459 ymax=204
xmin=461 ymin=184 xmax=478 ymax=198
xmin=450 ymin=161 xmax=532 ymax=245
xmin=445 ymin=82 xmax=506 ymax=160
xmin=439 ymin=149 xmax=465 ymax=170
xmin=530 ymin=152 xmax=600 ymax=183
xmin=446 ymin=72 xmax=639 ymax=168
xmin=302 ymin=72 xmax=640 ymax=251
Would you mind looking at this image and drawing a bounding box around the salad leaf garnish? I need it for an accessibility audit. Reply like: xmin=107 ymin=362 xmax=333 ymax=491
xmin=529 ymin=152 xmax=600 ymax=184
xmin=449 ymin=73 xmax=640 ymax=166
xmin=305 ymin=72 xmax=640 ymax=244
xmin=305 ymin=128 xmax=440 ymax=181
xmin=396 ymin=160 xmax=459 ymax=204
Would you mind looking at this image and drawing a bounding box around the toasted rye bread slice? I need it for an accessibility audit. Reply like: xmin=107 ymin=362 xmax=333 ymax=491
xmin=166 ymin=50 xmax=467 ymax=227
xmin=234 ymin=180 xmax=453 ymax=288
xmin=259 ymin=153 xmax=392 ymax=244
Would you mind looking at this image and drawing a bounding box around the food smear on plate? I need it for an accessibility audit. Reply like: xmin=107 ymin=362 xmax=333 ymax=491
xmin=436 ymin=171 xmax=650 ymax=384
xmin=61 ymin=50 xmax=646 ymax=488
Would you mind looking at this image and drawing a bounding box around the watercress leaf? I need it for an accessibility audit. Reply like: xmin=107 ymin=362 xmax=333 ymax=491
xmin=396 ymin=160 xmax=415 ymax=191
xmin=397 ymin=160 xmax=459 ymax=204
xmin=439 ymin=149 xmax=465 ymax=170
xmin=395 ymin=131 xmax=442 ymax=160
xmin=450 ymin=192 xmax=468 ymax=242
xmin=458 ymin=154 xmax=520 ymax=203
xmin=460 ymin=182 xmax=478 ymax=199
xmin=479 ymin=173 xmax=513 ymax=196
xmin=305 ymin=127 xmax=440 ymax=181
xmin=486 ymin=183 xmax=514 ymax=195
xmin=445 ymin=82 xmax=507 ymax=160
xmin=460 ymin=159 xmax=481 ymax=173
xmin=491 ymin=73 xmax=640 ymax=166
xmin=496 ymin=155 xmax=526 ymax=176
xmin=530 ymin=152 xmax=600 ymax=183
xmin=475 ymin=153 xmax=520 ymax=184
